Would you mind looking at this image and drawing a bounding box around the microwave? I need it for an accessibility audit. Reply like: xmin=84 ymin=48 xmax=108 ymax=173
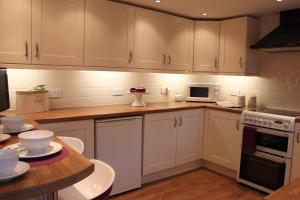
xmin=186 ymin=83 xmax=220 ymax=102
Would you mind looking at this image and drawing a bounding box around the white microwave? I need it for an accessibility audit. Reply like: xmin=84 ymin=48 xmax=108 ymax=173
xmin=186 ymin=83 xmax=220 ymax=102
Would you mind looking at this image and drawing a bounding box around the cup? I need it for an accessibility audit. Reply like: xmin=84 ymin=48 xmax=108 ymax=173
xmin=1 ymin=116 xmax=25 ymax=132
xmin=0 ymin=149 xmax=19 ymax=177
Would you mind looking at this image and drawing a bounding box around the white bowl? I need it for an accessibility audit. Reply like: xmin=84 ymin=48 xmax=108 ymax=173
xmin=0 ymin=149 xmax=19 ymax=177
xmin=1 ymin=116 xmax=25 ymax=132
xmin=18 ymin=130 xmax=54 ymax=154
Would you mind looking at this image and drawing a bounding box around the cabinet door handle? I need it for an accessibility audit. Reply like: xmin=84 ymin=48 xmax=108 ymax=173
xmin=236 ymin=120 xmax=240 ymax=130
xmin=35 ymin=43 xmax=39 ymax=58
xmin=297 ymin=132 xmax=300 ymax=143
xmin=214 ymin=57 xmax=218 ymax=69
xmin=128 ymin=50 xmax=133 ymax=64
xmin=162 ymin=54 xmax=166 ymax=65
xmin=168 ymin=55 xmax=171 ymax=65
xmin=174 ymin=117 xmax=177 ymax=128
xmin=179 ymin=116 xmax=183 ymax=127
xmin=239 ymin=56 xmax=243 ymax=68
xmin=25 ymin=41 xmax=29 ymax=58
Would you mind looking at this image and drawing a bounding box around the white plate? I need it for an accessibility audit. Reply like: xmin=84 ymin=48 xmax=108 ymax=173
xmin=1 ymin=123 xmax=34 ymax=135
xmin=4 ymin=142 xmax=63 ymax=159
xmin=0 ymin=134 xmax=11 ymax=143
xmin=0 ymin=161 xmax=30 ymax=182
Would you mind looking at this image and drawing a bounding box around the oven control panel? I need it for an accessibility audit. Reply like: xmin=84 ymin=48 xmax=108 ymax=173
xmin=242 ymin=111 xmax=295 ymax=132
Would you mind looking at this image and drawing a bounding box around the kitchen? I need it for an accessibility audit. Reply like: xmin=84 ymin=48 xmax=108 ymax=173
xmin=1 ymin=0 xmax=300 ymax=199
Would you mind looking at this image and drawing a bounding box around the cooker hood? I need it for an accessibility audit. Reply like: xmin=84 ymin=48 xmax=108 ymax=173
xmin=251 ymin=8 xmax=300 ymax=52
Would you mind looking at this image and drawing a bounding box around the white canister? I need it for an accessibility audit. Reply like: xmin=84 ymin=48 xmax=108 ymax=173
xmin=175 ymin=93 xmax=184 ymax=102
xmin=248 ymin=95 xmax=257 ymax=108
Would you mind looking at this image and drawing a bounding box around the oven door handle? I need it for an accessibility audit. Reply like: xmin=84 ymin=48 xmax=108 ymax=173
xmin=244 ymin=125 xmax=291 ymax=138
xmin=254 ymin=151 xmax=290 ymax=164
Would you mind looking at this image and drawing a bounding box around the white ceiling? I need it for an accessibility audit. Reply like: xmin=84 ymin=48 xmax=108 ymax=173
xmin=116 ymin=0 xmax=300 ymax=19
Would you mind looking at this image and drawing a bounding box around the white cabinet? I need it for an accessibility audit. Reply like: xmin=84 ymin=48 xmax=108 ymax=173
xmin=291 ymin=124 xmax=300 ymax=180
xmin=219 ymin=17 xmax=260 ymax=74
xmin=40 ymin=120 xmax=94 ymax=158
xmin=84 ymin=0 xmax=134 ymax=68
xmin=95 ymin=116 xmax=142 ymax=195
xmin=203 ymin=110 xmax=241 ymax=171
xmin=143 ymin=109 xmax=204 ymax=175
xmin=134 ymin=8 xmax=194 ymax=71
xmin=0 ymin=0 xmax=31 ymax=64
xmin=32 ymin=0 xmax=84 ymax=66
xmin=194 ymin=21 xmax=220 ymax=72
xmin=165 ymin=16 xmax=194 ymax=71
xmin=134 ymin=8 xmax=167 ymax=70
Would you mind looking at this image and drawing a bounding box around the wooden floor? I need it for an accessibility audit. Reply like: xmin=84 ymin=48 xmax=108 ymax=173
xmin=111 ymin=169 xmax=265 ymax=200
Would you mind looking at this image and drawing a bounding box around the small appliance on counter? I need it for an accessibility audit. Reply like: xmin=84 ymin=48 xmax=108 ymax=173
xmin=129 ymin=87 xmax=147 ymax=107
xmin=16 ymin=85 xmax=49 ymax=114
xmin=0 ymin=68 xmax=10 ymax=116
xmin=186 ymin=83 xmax=220 ymax=102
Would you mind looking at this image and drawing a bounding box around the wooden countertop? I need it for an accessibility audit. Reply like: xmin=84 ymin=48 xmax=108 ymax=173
xmin=265 ymin=178 xmax=300 ymax=200
xmin=0 ymin=124 xmax=94 ymax=200
xmin=4 ymin=102 xmax=244 ymax=124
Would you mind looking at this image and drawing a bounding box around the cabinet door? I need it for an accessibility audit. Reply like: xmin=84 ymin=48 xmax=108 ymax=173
xmin=291 ymin=124 xmax=300 ymax=180
xmin=143 ymin=112 xmax=177 ymax=175
xmin=194 ymin=21 xmax=220 ymax=72
xmin=0 ymin=0 xmax=31 ymax=64
xmin=176 ymin=109 xmax=204 ymax=166
xmin=219 ymin=17 xmax=246 ymax=73
xmin=166 ymin=16 xmax=194 ymax=71
xmin=203 ymin=110 xmax=241 ymax=170
xmin=134 ymin=8 xmax=167 ymax=70
xmin=84 ymin=0 xmax=134 ymax=68
xmin=32 ymin=0 xmax=84 ymax=65
xmin=40 ymin=120 xmax=94 ymax=159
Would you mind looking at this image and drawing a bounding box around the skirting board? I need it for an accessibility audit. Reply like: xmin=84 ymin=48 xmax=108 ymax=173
xmin=142 ymin=160 xmax=237 ymax=184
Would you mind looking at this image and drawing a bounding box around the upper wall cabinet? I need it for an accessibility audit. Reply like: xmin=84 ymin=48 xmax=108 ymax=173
xmin=134 ymin=8 xmax=194 ymax=71
xmin=165 ymin=16 xmax=194 ymax=71
xmin=84 ymin=0 xmax=134 ymax=68
xmin=134 ymin=8 xmax=167 ymax=70
xmin=194 ymin=21 xmax=220 ymax=73
xmin=219 ymin=17 xmax=260 ymax=74
xmin=32 ymin=0 xmax=84 ymax=66
xmin=0 ymin=0 xmax=31 ymax=64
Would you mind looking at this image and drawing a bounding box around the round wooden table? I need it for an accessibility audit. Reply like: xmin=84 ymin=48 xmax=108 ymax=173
xmin=0 ymin=136 xmax=94 ymax=200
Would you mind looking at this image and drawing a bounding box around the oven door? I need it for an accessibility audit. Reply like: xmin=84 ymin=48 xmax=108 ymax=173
xmin=245 ymin=125 xmax=294 ymax=158
xmin=238 ymin=151 xmax=291 ymax=193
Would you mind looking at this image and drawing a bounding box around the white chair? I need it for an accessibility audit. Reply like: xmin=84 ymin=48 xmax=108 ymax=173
xmin=58 ymin=137 xmax=115 ymax=200
xmin=58 ymin=136 xmax=84 ymax=155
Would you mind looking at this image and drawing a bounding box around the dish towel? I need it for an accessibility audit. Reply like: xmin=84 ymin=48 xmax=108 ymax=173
xmin=242 ymin=126 xmax=257 ymax=155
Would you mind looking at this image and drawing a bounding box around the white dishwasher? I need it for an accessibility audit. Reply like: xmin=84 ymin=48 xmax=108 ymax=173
xmin=95 ymin=116 xmax=142 ymax=195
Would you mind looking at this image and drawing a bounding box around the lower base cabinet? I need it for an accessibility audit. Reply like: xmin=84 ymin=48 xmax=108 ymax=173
xmin=40 ymin=120 xmax=94 ymax=159
xmin=203 ymin=110 xmax=242 ymax=171
xmin=143 ymin=109 xmax=204 ymax=175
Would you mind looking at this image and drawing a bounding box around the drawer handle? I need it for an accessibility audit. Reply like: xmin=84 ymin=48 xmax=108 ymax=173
xmin=25 ymin=41 xmax=29 ymax=58
xmin=128 ymin=50 xmax=133 ymax=64
xmin=179 ymin=116 xmax=183 ymax=127
xmin=236 ymin=120 xmax=240 ymax=130
xmin=174 ymin=117 xmax=177 ymax=128
xmin=239 ymin=56 xmax=243 ymax=68
xmin=35 ymin=43 xmax=39 ymax=58
xmin=214 ymin=57 xmax=218 ymax=69
xmin=168 ymin=55 xmax=171 ymax=65
xmin=162 ymin=54 xmax=166 ymax=65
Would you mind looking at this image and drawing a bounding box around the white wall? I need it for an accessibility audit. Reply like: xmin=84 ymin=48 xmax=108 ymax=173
xmin=6 ymin=15 xmax=300 ymax=111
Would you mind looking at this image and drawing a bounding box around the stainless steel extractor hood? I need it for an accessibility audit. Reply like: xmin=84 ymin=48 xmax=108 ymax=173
xmin=251 ymin=8 xmax=300 ymax=52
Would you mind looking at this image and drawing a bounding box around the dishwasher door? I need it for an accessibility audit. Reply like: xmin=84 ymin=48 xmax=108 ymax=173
xmin=95 ymin=116 xmax=142 ymax=195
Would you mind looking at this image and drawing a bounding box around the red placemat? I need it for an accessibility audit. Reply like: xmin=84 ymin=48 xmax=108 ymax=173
xmin=24 ymin=147 xmax=69 ymax=167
